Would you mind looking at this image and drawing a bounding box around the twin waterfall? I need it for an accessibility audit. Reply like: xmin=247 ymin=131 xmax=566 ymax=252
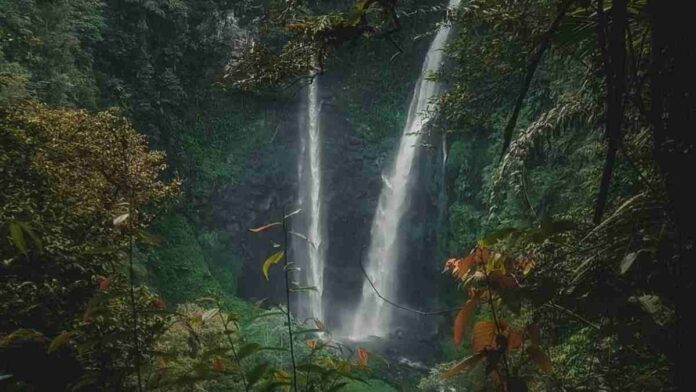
xmin=296 ymin=0 xmax=459 ymax=337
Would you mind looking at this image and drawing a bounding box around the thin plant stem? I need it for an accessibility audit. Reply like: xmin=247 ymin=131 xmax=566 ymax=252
xmin=216 ymin=298 xmax=250 ymax=392
xmin=282 ymin=208 xmax=299 ymax=392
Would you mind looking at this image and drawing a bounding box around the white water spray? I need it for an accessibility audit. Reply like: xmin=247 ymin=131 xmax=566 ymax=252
xmin=349 ymin=0 xmax=459 ymax=338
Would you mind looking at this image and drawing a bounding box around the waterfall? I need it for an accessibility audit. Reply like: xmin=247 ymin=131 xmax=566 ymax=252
xmin=297 ymin=77 xmax=325 ymax=323
xmin=349 ymin=0 xmax=459 ymax=339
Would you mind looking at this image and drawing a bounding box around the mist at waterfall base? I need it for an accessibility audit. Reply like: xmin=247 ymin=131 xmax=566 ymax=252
xmin=286 ymin=0 xmax=459 ymax=363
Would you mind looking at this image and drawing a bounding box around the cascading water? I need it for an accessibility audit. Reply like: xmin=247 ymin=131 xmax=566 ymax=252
xmin=349 ymin=0 xmax=460 ymax=339
xmin=297 ymin=77 xmax=325 ymax=323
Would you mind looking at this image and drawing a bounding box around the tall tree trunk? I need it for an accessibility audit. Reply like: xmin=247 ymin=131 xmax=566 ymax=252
xmin=648 ymin=1 xmax=696 ymax=389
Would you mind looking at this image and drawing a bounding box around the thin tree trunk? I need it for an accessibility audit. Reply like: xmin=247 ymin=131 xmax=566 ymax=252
xmin=593 ymin=0 xmax=627 ymax=224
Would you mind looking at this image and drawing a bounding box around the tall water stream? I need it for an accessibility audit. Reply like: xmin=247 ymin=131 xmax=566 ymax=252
xmin=349 ymin=0 xmax=459 ymax=338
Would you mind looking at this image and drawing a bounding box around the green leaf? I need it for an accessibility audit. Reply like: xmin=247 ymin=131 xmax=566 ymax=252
xmin=9 ymin=221 xmax=27 ymax=255
xmin=289 ymin=285 xmax=318 ymax=292
xmin=246 ymin=363 xmax=269 ymax=386
xmin=48 ymin=331 xmax=74 ymax=353
xmin=293 ymin=328 xmax=323 ymax=335
xmin=237 ymin=343 xmax=261 ymax=359
xmin=202 ymin=308 xmax=219 ymax=322
xmin=248 ymin=311 xmax=286 ymax=322
xmin=16 ymin=221 xmax=41 ymax=251
xmin=619 ymin=252 xmax=638 ymax=274
xmin=327 ymin=381 xmax=349 ymax=392
xmin=0 ymin=329 xmax=45 ymax=347
xmin=262 ymin=251 xmax=284 ymax=280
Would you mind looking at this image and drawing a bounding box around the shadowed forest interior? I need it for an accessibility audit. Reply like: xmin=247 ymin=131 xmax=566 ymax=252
xmin=1 ymin=0 xmax=694 ymax=391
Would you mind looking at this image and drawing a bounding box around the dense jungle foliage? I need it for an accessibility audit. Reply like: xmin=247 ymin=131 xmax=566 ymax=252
xmin=1 ymin=0 xmax=694 ymax=391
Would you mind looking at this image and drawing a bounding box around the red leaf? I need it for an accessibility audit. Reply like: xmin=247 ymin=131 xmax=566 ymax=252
xmin=96 ymin=276 xmax=111 ymax=290
xmin=212 ymin=357 xmax=224 ymax=371
xmin=356 ymin=347 xmax=368 ymax=367
xmin=150 ymin=298 xmax=166 ymax=310
xmin=526 ymin=324 xmax=541 ymax=347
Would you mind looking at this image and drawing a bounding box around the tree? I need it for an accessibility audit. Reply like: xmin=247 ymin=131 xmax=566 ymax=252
xmin=0 ymin=102 xmax=179 ymax=390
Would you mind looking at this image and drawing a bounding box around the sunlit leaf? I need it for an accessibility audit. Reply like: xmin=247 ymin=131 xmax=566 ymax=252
xmin=202 ymin=308 xmax=219 ymax=322
xmin=440 ymin=353 xmax=485 ymax=379
xmin=453 ymin=299 xmax=477 ymax=346
xmin=113 ymin=213 xmax=129 ymax=226
xmin=249 ymin=222 xmax=281 ymax=233
xmin=262 ymin=251 xmax=284 ymax=280
xmin=306 ymin=339 xmax=318 ymax=350
xmin=620 ymin=252 xmax=638 ymax=274
xmin=284 ymin=208 xmax=302 ymax=219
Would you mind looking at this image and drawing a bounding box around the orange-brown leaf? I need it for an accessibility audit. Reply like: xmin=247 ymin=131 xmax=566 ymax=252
xmin=507 ymin=329 xmax=524 ymax=351
xmin=212 ymin=357 xmax=224 ymax=371
xmin=488 ymin=271 xmax=519 ymax=289
xmin=440 ymin=353 xmax=485 ymax=379
xmin=517 ymin=257 xmax=536 ymax=275
xmin=305 ymin=339 xmax=318 ymax=350
xmin=453 ymin=299 xmax=478 ymax=346
xmin=356 ymin=347 xmax=368 ymax=367
xmin=445 ymin=255 xmax=477 ymax=280
xmin=471 ymin=245 xmax=491 ymax=265
xmin=527 ymin=345 xmax=552 ymax=372
xmin=471 ymin=320 xmax=500 ymax=352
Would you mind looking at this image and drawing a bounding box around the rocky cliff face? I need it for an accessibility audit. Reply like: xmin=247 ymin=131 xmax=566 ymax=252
xmin=209 ymin=98 xmax=301 ymax=304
